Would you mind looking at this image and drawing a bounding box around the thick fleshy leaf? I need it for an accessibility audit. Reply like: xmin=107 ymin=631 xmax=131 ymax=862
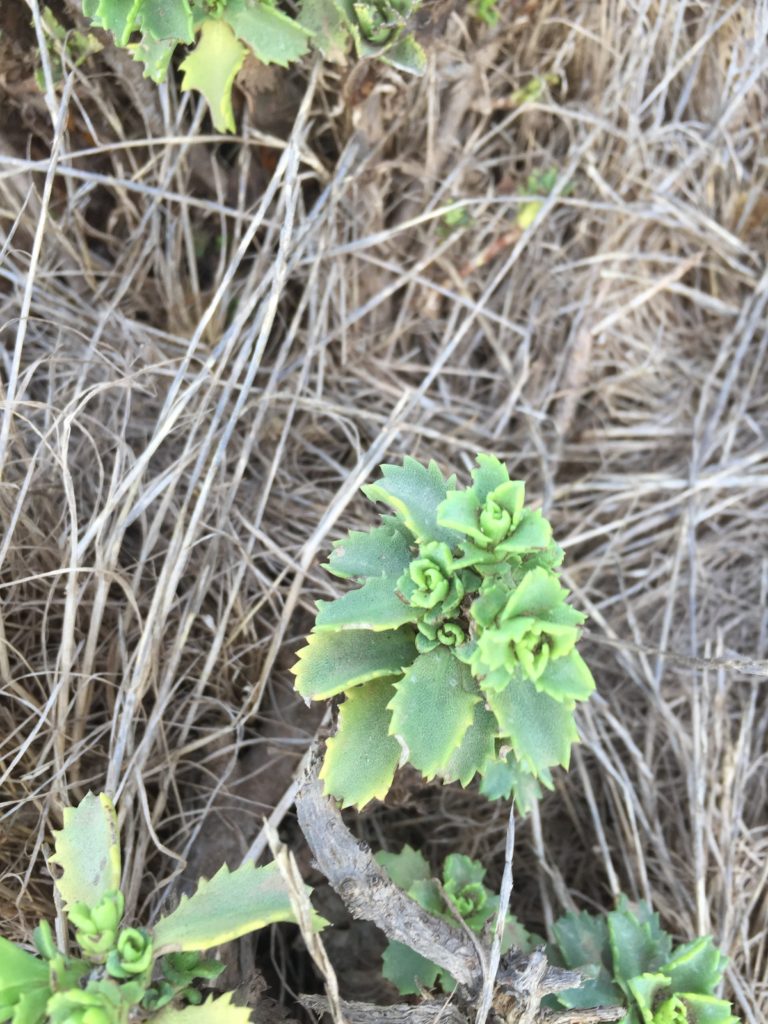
xmin=437 ymin=489 xmax=484 ymax=544
xmin=0 ymin=938 xmax=50 ymax=1020
xmin=626 ymin=972 xmax=671 ymax=1018
xmin=608 ymin=907 xmax=665 ymax=982
xmin=320 ymin=680 xmax=402 ymax=808
xmin=292 ymin=627 xmax=415 ymax=700
xmin=485 ymin=678 xmax=579 ymax=778
xmin=95 ymin=0 xmax=144 ymax=45
xmin=324 ymin=521 xmax=412 ymax=580
xmin=375 ymin=845 xmax=431 ymax=892
xmin=660 ymin=937 xmax=727 ymax=996
xmin=138 ymin=0 xmax=193 ymax=42
xmin=362 ymin=458 xmax=459 ymax=545
xmin=381 ymin=940 xmax=440 ymax=995
xmin=677 ymin=994 xmax=740 ymax=1024
xmin=535 ymin=650 xmax=595 ymax=703
xmin=407 ymin=879 xmax=444 ymax=917
xmin=438 ymin=701 xmax=498 ymax=787
xmin=553 ymin=964 xmax=625 ymax=1010
xmin=153 ymin=993 xmax=252 ymax=1024
xmin=225 ymin=0 xmax=312 ymax=66
xmin=502 ymin=566 xmax=569 ymax=618
xmin=496 ymin=509 xmax=553 ymax=555
xmin=153 ymin=861 xmax=306 ymax=954
xmin=551 ymin=911 xmax=610 ymax=971
xmin=388 ymin=649 xmax=478 ymax=780
xmin=129 ymin=32 xmax=176 ymax=81
xmin=315 ymin=577 xmax=416 ymax=632
xmin=298 ymin=0 xmax=351 ymax=61
xmin=180 ymin=20 xmax=247 ymax=134
xmin=50 ymin=792 xmax=121 ymax=910
xmin=470 ymin=454 xmax=510 ymax=502
xmin=382 ymin=34 xmax=426 ymax=75
xmin=478 ymin=754 xmax=544 ymax=813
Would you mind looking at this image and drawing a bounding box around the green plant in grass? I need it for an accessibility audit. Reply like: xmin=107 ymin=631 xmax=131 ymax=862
xmin=375 ymin=845 xmax=540 ymax=994
xmin=292 ymin=454 xmax=596 ymax=811
xmin=0 ymin=792 xmax=321 ymax=1024
xmin=78 ymin=0 xmax=425 ymax=133
xmin=547 ymin=896 xmax=739 ymax=1024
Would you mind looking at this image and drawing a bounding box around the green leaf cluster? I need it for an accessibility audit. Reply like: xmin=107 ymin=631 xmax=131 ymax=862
xmin=293 ymin=454 xmax=595 ymax=810
xmin=78 ymin=0 xmax=425 ymax=133
xmin=375 ymin=845 xmax=539 ymax=995
xmin=1 ymin=792 xmax=319 ymax=1024
xmin=548 ymin=896 xmax=740 ymax=1024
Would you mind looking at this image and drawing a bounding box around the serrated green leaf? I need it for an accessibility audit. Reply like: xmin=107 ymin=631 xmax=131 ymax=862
xmin=0 ymin=938 xmax=50 ymax=1024
xmin=153 ymin=992 xmax=252 ymax=1024
xmin=325 ymin=521 xmax=412 ymax=581
xmin=129 ymin=32 xmax=176 ymax=81
xmin=502 ymin=566 xmax=569 ymax=618
xmin=407 ymin=879 xmax=444 ymax=917
xmin=485 ymin=677 xmax=579 ymax=778
xmin=535 ymin=650 xmax=595 ymax=703
xmin=292 ymin=627 xmax=415 ymax=700
xmin=375 ymin=845 xmax=432 ymax=891
xmin=551 ymin=911 xmax=610 ymax=970
xmin=95 ymin=0 xmax=144 ymax=45
xmin=496 ymin=509 xmax=554 ymax=555
xmin=362 ymin=458 xmax=459 ymax=545
xmin=478 ymin=753 xmax=544 ymax=812
xmin=49 ymin=792 xmax=121 ymax=911
xmin=381 ymin=940 xmax=440 ymax=995
xmin=315 ymin=577 xmax=416 ymax=632
xmin=225 ymin=0 xmax=312 ymax=66
xmin=298 ymin=0 xmax=350 ymax=61
xmin=470 ymin=454 xmax=510 ymax=502
xmin=139 ymin=0 xmax=193 ymax=42
xmin=320 ymin=680 xmax=402 ymax=808
xmin=437 ymin=489 xmax=484 ymax=544
xmin=153 ymin=861 xmax=303 ymax=954
xmin=608 ymin=907 xmax=665 ymax=984
xmin=553 ymin=964 xmax=625 ymax=1011
xmin=660 ymin=937 xmax=727 ymax=996
xmin=382 ymin=34 xmax=426 ymax=75
xmin=438 ymin=701 xmax=498 ymax=787
xmin=677 ymin=994 xmax=739 ymax=1024
xmin=388 ymin=649 xmax=478 ymax=780
xmin=180 ymin=19 xmax=247 ymax=134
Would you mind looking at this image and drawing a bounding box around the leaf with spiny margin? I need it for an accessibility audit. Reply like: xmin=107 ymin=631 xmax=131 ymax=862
xmin=292 ymin=627 xmax=415 ymax=700
xmin=298 ymin=0 xmax=351 ymax=62
xmin=129 ymin=32 xmax=176 ymax=81
xmin=315 ymin=577 xmax=416 ymax=632
xmin=478 ymin=753 xmax=545 ymax=813
xmin=535 ymin=650 xmax=595 ymax=703
xmin=660 ymin=937 xmax=728 ymax=996
xmin=551 ymin=910 xmax=610 ymax=971
xmin=362 ymin=458 xmax=459 ymax=545
xmin=153 ymin=992 xmax=252 ymax=1024
xmin=375 ymin=845 xmax=431 ymax=892
xmin=225 ymin=0 xmax=312 ymax=66
xmin=0 ymin=937 xmax=51 ymax=1021
xmin=382 ymin=34 xmax=426 ymax=75
xmin=437 ymin=489 xmax=484 ymax=544
xmin=485 ymin=677 xmax=578 ymax=778
xmin=325 ymin=520 xmax=412 ymax=581
xmin=608 ymin=905 xmax=668 ymax=982
xmin=388 ymin=649 xmax=478 ymax=780
xmin=320 ymin=680 xmax=402 ymax=808
xmin=95 ymin=0 xmax=144 ymax=45
xmin=502 ymin=565 xmax=570 ymax=618
xmin=676 ymin=994 xmax=740 ymax=1024
xmin=49 ymin=792 xmax=121 ymax=911
xmin=153 ymin=861 xmax=311 ymax=954
xmin=438 ymin=701 xmax=498 ymax=787
xmin=626 ymin=973 xmax=670 ymax=1019
xmin=381 ymin=940 xmax=440 ymax=995
xmin=496 ymin=509 xmax=553 ymax=555
xmin=138 ymin=0 xmax=193 ymax=42
xmin=470 ymin=453 xmax=510 ymax=502
xmin=180 ymin=19 xmax=246 ymax=134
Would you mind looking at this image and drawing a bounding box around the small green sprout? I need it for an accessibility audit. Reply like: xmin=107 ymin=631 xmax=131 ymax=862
xmin=375 ymin=845 xmax=539 ymax=994
xmin=0 ymin=792 xmax=322 ymax=1024
xmin=292 ymin=454 xmax=596 ymax=811
xmin=470 ymin=0 xmax=499 ymax=26
xmin=35 ymin=7 xmax=102 ymax=90
xmin=438 ymin=204 xmax=473 ymax=238
xmin=516 ymin=167 xmax=573 ymax=230
xmin=548 ymin=896 xmax=740 ymax=1024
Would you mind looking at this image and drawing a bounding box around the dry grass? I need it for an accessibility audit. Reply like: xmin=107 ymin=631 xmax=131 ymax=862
xmin=1 ymin=0 xmax=767 ymax=1019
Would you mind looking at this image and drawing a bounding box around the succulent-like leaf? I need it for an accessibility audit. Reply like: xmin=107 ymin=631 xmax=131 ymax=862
xmin=292 ymin=627 xmax=416 ymax=700
xmin=320 ymin=680 xmax=402 ymax=808
xmin=470 ymin=453 xmax=510 ymax=502
xmin=388 ymin=649 xmax=478 ymax=780
xmin=608 ymin=906 xmax=666 ymax=982
xmin=438 ymin=701 xmax=498 ymax=787
xmin=225 ymin=0 xmax=312 ymax=66
xmin=138 ymin=0 xmax=193 ymax=42
xmin=485 ymin=677 xmax=579 ymax=778
xmin=676 ymin=994 xmax=740 ymax=1024
xmin=315 ymin=577 xmax=416 ymax=632
xmin=298 ymin=0 xmax=351 ymax=61
xmin=362 ymin=458 xmax=459 ymax=545
xmin=551 ymin=911 xmax=610 ymax=971
xmin=180 ymin=19 xmax=247 ymax=134
xmin=478 ymin=753 xmax=544 ymax=812
xmin=660 ymin=937 xmax=728 ymax=996
xmin=0 ymin=938 xmax=51 ymax=1024
xmin=554 ymin=964 xmax=625 ymax=1011
xmin=437 ymin=489 xmax=484 ymax=544
xmin=94 ymin=0 xmax=144 ymax=46
xmin=153 ymin=861 xmax=305 ymax=954
xmin=49 ymin=792 xmax=121 ymax=911
xmin=382 ymin=34 xmax=426 ymax=74
xmin=375 ymin=845 xmax=431 ymax=891
xmin=535 ymin=650 xmax=595 ymax=703
xmin=381 ymin=940 xmax=440 ymax=995
xmin=129 ymin=32 xmax=176 ymax=81
xmin=324 ymin=521 xmax=412 ymax=581
xmin=153 ymin=992 xmax=252 ymax=1024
